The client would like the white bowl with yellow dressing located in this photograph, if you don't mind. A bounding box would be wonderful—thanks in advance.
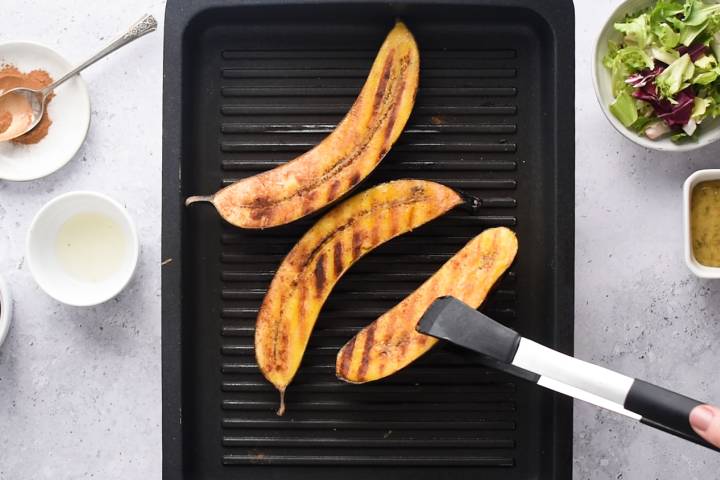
[26,191,139,306]
[684,170,720,279]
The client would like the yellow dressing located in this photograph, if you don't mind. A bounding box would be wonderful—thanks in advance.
[691,180,720,267]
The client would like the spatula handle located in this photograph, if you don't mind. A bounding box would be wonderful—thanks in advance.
[514,339,719,452]
[624,380,719,452]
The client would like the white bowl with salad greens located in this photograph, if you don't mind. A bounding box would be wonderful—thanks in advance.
[594,0,720,150]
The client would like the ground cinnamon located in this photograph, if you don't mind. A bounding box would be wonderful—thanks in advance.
[0,65,54,144]
[0,111,10,134]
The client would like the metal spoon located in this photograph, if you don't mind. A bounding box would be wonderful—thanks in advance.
[0,14,157,143]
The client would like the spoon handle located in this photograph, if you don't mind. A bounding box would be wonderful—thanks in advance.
[41,14,157,96]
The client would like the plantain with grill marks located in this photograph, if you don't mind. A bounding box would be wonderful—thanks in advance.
[336,227,518,384]
[186,22,420,229]
[255,180,463,414]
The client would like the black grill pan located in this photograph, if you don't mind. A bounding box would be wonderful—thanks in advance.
[162,1,575,478]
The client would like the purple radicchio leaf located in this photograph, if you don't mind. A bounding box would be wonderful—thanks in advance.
[677,44,709,62]
[633,82,695,127]
[658,87,695,127]
[626,65,665,88]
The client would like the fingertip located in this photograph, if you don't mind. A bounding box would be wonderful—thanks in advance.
[690,404,720,448]
[690,405,715,432]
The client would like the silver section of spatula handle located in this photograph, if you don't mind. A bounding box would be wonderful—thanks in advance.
[513,338,635,406]
[538,376,641,420]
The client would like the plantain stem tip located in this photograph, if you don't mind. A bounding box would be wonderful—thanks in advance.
[185,195,213,207]
[276,388,286,416]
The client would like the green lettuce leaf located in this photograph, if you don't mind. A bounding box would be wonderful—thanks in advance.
[649,1,684,48]
[683,0,700,17]
[675,0,720,45]
[712,32,720,59]
[610,90,639,127]
[692,53,719,85]
[650,0,684,25]
[694,69,719,84]
[654,22,681,47]
[699,83,720,117]
[652,46,680,64]
[671,130,697,142]
[615,14,653,48]
[680,22,709,46]
[630,115,655,133]
[637,99,655,117]
[605,44,654,96]
[656,53,695,97]
[683,1,720,26]
[603,40,620,69]
[694,53,717,69]
[693,96,712,121]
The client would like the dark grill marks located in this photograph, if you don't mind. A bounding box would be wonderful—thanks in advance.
[338,336,356,378]
[275,192,430,339]
[250,206,272,222]
[388,204,400,237]
[348,171,362,189]
[333,242,344,277]
[396,332,411,360]
[314,254,327,297]
[369,223,380,247]
[373,50,395,113]
[297,191,428,273]
[357,323,377,381]
[303,190,319,215]
[297,282,308,334]
[249,195,271,208]
[327,179,341,203]
[352,231,364,258]
[381,55,410,148]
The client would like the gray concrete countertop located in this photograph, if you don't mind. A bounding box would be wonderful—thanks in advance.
[0,0,718,478]
[575,2,719,478]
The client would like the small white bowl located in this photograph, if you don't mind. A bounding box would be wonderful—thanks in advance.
[0,41,91,181]
[684,169,720,279]
[593,0,720,152]
[0,274,12,348]
[27,191,139,306]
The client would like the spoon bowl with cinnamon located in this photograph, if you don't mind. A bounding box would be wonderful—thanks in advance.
[0,85,46,142]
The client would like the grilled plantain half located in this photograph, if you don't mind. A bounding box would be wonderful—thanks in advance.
[255,180,462,414]
[186,22,420,229]
[336,227,518,384]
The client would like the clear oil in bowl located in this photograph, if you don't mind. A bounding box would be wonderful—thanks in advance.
[55,212,128,283]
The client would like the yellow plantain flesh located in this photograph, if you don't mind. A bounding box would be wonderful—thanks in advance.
[336,227,518,384]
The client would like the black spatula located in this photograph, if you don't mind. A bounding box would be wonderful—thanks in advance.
[416,296,719,452]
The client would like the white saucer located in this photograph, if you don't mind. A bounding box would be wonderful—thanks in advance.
[0,42,90,181]
[0,274,12,348]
